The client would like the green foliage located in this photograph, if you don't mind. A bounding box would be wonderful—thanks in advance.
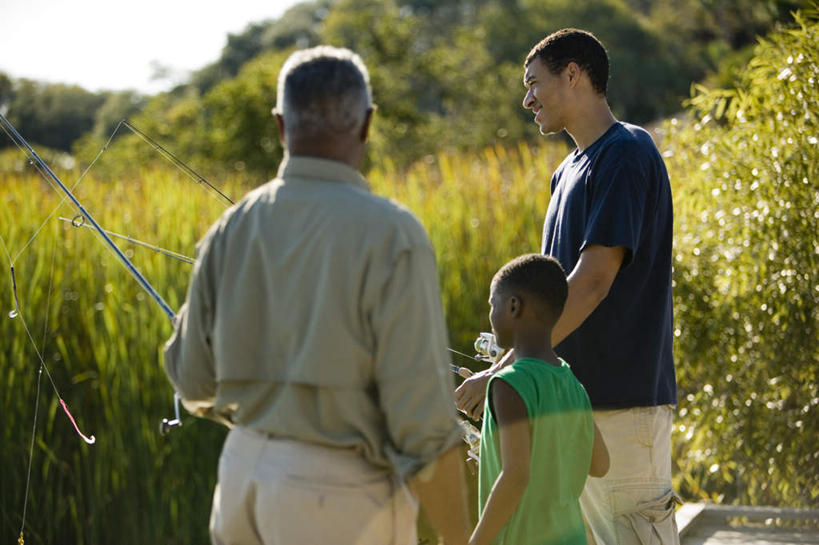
[198,50,289,176]
[190,0,331,94]
[0,72,12,112]
[0,136,564,543]
[88,91,148,140]
[663,7,818,505]
[370,141,566,351]
[3,0,808,169]
[322,0,526,164]
[72,51,288,182]
[2,5,818,544]
[3,81,105,152]
[0,164,239,544]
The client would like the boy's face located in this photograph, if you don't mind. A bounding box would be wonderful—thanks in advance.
[489,283,513,348]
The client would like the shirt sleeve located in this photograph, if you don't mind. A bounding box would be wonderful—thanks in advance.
[582,144,649,268]
[163,235,218,416]
[371,243,462,480]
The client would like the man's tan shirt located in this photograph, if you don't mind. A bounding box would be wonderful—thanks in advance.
[164,155,461,479]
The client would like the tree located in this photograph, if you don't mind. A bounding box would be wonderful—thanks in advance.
[190,0,330,94]
[6,81,104,151]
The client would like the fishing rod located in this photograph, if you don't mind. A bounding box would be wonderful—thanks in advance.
[447,332,504,378]
[121,120,234,207]
[0,113,185,436]
[58,215,196,265]
[447,332,506,464]
[6,110,500,439]
[0,113,176,321]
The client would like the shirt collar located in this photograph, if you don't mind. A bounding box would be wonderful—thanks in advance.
[277,154,370,191]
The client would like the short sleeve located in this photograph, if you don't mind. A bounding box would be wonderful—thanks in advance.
[582,145,649,268]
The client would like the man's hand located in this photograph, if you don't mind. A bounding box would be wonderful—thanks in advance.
[410,446,471,545]
[455,370,492,420]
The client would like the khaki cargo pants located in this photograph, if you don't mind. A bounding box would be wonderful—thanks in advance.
[210,427,418,545]
[581,405,682,545]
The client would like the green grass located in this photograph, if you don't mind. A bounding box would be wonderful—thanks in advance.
[2,112,816,541]
[0,140,565,543]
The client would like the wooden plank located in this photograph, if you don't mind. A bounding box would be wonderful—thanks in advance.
[701,505,819,522]
[678,503,819,545]
[678,503,707,536]
[683,527,819,544]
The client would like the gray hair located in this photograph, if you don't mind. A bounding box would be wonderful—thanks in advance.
[274,46,372,136]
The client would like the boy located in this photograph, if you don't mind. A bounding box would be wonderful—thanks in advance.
[470,254,609,545]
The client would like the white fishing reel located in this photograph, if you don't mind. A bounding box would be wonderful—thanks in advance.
[159,393,183,435]
[459,420,481,464]
[474,332,503,364]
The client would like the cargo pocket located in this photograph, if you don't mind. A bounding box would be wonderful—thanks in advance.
[613,489,682,545]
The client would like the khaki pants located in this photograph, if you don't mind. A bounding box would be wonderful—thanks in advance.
[581,405,681,545]
[210,427,418,545]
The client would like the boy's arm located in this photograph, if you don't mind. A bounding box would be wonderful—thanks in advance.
[588,421,610,477]
[469,379,530,545]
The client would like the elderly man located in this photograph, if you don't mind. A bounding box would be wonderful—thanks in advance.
[164,46,470,545]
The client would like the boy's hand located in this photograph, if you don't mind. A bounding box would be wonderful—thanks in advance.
[455,370,491,420]
[455,349,515,419]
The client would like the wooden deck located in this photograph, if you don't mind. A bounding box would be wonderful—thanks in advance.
[678,504,819,545]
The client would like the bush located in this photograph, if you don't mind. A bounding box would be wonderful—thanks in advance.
[663,7,818,506]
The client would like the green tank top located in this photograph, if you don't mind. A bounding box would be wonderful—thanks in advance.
[479,357,593,545]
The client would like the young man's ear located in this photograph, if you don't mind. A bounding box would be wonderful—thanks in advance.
[565,61,581,88]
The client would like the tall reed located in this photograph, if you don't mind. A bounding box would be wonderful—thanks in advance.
[1,139,565,543]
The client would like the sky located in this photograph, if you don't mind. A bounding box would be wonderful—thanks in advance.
[0,0,303,94]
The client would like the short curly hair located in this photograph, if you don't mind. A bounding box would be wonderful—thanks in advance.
[275,46,372,136]
[492,254,568,323]
[525,28,609,96]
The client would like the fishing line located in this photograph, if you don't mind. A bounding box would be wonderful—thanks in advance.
[18,364,42,545]
[0,113,176,320]
[0,117,231,267]
[447,346,481,362]
[17,236,59,545]
[1,114,222,445]
[447,347,482,378]
[121,120,234,206]
[1,236,96,444]
[0,120,122,265]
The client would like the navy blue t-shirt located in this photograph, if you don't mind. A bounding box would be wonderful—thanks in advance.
[542,122,676,409]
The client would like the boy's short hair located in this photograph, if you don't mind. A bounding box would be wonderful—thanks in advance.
[524,28,609,96]
[492,254,568,323]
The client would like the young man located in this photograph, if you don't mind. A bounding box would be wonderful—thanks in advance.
[164,46,470,545]
[471,254,608,545]
[457,29,680,544]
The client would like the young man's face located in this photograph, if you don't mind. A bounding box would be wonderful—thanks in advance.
[522,58,569,135]
[488,284,513,349]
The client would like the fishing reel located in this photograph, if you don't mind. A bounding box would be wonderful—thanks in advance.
[159,393,183,435]
[449,332,504,378]
[474,332,503,364]
[459,419,481,465]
